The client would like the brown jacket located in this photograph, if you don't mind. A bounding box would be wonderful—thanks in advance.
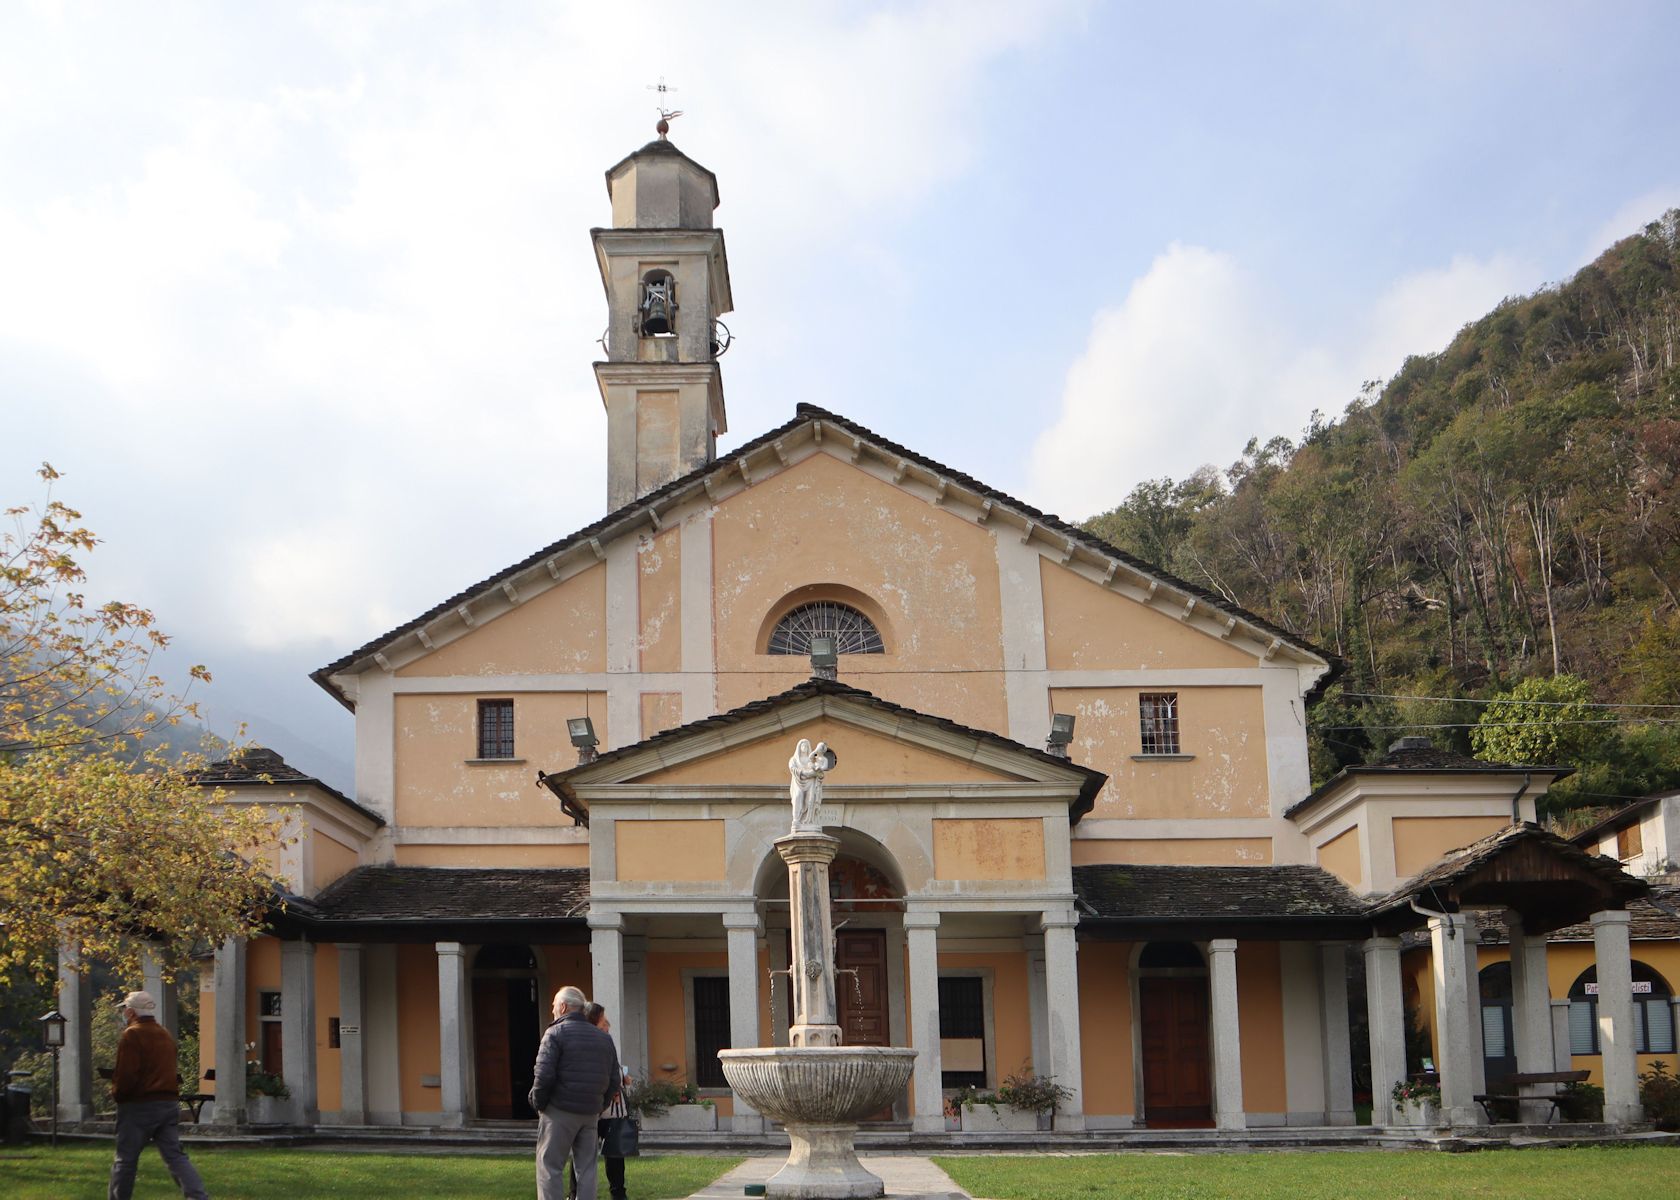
[112,1018,180,1104]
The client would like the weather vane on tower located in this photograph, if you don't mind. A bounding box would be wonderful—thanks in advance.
[647,76,682,139]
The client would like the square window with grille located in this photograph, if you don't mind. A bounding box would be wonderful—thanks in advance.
[691,976,731,1089]
[477,699,515,759]
[1139,692,1180,755]
[939,975,987,1088]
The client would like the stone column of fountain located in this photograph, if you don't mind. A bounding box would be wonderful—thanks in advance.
[718,739,917,1199]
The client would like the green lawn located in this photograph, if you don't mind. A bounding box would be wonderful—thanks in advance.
[934,1147,1680,1200]
[0,1145,741,1199]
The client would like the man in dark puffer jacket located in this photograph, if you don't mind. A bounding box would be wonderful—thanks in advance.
[530,985,621,1200]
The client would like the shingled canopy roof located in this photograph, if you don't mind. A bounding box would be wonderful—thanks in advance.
[1475,885,1680,944]
[267,866,591,943]
[1285,739,1570,819]
[192,746,383,827]
[314,404,1338,709]
[1368,822,1649,936]
[1072,863,1370,939]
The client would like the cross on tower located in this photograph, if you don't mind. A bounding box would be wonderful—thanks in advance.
[647,76,683,138]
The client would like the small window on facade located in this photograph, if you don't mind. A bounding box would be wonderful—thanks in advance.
[477,699,515,759]
[1617,822,1643,862]
[1567,962,1676,1055]
[691,976,731,1089]
[767,601,885,656]
[1139,693,1180,755]
[939,976,987,1088]
[328,1017,341,1049]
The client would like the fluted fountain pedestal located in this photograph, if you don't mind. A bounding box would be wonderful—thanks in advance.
[718,1047,916,1198]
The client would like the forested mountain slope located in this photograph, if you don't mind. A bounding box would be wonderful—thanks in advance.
[1084,213,1680,815]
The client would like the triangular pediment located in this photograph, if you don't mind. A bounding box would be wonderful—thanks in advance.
[314,405,1334,707]
[540,680,1106,815]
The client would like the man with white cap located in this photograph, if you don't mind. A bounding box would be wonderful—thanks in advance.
[109,989,209,1200]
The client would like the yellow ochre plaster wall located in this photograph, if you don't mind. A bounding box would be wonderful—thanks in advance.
[312,832,360,892]
[616,819,727,882]
[1040,559,1255,670]
[932,819,1046,880]
[1316,826,1363,890]
[1076,941,1135,1116]
[635,716,1020,788]
[939,952,1035,1079]
[640,692,683,738]
[393,843,589,868]
[644,950,735,1114]
[1238,942,1288,1114]
[1071,837,1272,866]
[397,943,442,1114]
[314,943,341,1115]
[1049,686,1269,820]
[1391,816,1507,880]
[638,528,682,673]
[710,452,1007,732]
[393,691,604,827]
[395,562,606,677]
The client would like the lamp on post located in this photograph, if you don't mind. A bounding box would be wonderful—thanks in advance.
[38,1010,66,1148]
[567,716,599,765]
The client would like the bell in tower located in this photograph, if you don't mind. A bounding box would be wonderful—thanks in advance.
[639,270,676,337]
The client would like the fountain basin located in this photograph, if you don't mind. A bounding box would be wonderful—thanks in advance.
[719,1047,916,1198]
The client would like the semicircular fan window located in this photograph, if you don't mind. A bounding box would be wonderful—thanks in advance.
[767,601,885,656]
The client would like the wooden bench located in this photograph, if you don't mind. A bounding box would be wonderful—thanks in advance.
[1475,1070,1591,1123]
[181,1070,217,1124]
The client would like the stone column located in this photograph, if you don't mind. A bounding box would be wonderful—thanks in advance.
[335,943,367,1125]
[1591,910,1644,1124]
[1459,912,1486,1100]
[904,910,944,1133]
[1319,943,1356,1125]
[885,922,910,1121]
[724,912,764,1133]
[1025,936,1049,1078]
[1363,936,1406,1128]
[436,942,470,1127]
[141,947,181,1035]
[1429,914,1480,1125]
[589,912,626,1051]
[1550,999,1574,1072]
[1208,938,1245,1131]
[778,832,842,1045]
[280,941,319,1125]
[1042,915,1086,1131]
[622,935,649,1081]
[56,945,94,1122]
[212,937,247,1125]
[1506,913,1554,1122]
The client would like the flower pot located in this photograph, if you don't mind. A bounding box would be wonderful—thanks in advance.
[1394,1098,1441,1128]
[245,1094,286,1125]
[960,1105,1043,1133]
[639,1103,717,1132]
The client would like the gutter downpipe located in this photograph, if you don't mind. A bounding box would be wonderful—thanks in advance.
[1410,897,1457,940]
[1510,772,1532,826]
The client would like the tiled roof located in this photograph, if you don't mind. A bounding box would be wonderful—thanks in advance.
[1568,792,1677,847]
[1476,885,1680,944]
[1073,863,1366,921]
[310,867,590,923]
[543,677,1109,821]
[191,747,383,827]
[1285,747,1568,818]
[313,404,1338,708]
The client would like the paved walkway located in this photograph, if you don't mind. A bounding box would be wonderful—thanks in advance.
[687,1153,969,1199]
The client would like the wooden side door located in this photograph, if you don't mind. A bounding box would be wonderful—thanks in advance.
[1139,977,1213,1126]
[473,977,513,1119]
[835,928,895,1120]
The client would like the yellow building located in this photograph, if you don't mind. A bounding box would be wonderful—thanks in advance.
[55,134,1665,1138]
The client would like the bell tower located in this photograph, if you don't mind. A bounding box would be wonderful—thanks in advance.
[593,134,733,510]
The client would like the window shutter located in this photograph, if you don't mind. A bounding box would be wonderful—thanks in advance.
[1644,997,1676,1055]
[1568,999,1597,1055]
[1481,1004,1508,1057]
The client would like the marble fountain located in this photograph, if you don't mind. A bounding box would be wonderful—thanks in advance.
[717,738,917,1199]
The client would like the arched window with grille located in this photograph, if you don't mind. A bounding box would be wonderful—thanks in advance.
[766,601,885,656]
[1567,961,1676,1055]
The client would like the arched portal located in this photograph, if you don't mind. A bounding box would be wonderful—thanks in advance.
[473,943,540,1120]
[1135,941,1213,1128]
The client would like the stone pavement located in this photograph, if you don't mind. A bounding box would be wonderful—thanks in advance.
[686,1153,970,1199]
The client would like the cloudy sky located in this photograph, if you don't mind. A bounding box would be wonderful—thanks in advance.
[4,1,1677,786]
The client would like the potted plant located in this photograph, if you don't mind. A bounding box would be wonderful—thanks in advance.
[958,1073,1069,1132]
[629,1077,717,1132]
[1391,1078,1441,1128]
[1556,1080,1604,1123]
[244,1064,290,1125]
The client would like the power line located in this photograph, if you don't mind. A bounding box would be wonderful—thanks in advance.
[1337,690,1680,712]
[1311,717,1680,731]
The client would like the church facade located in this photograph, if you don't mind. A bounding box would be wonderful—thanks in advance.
[57,135,1666,1137]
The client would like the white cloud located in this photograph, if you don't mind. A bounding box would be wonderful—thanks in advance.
[1584,186,1680,260]
[1029,246,1536,520]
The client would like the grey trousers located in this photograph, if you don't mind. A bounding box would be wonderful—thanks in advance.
[537,1105,600,1200]
[109,1100,209,1200]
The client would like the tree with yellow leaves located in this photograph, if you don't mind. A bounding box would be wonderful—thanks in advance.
[1,465,277,982]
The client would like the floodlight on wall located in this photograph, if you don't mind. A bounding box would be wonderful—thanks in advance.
[568,716,599,765]
[810,636,838,681]
[1046,713,1076,758]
